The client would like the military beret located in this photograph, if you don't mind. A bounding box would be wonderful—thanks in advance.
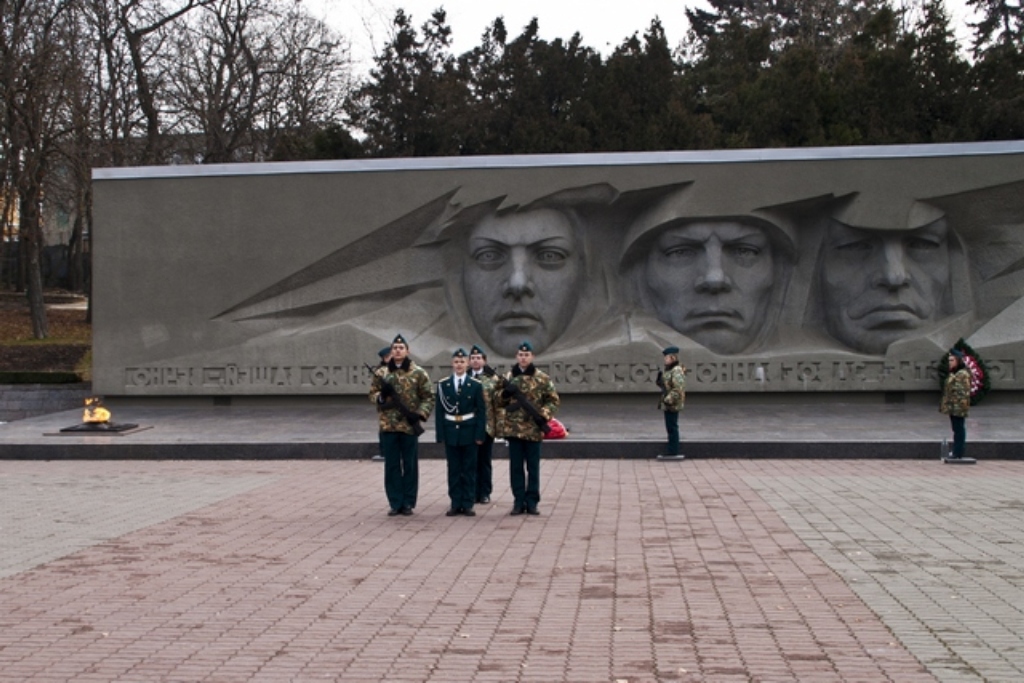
[470,344,487,358]
[392,333,408,346]
[518,341,533,353]
[662,346,680,355]
[378,347,391,359]
[452,347,467,358]
[950,349,964,360]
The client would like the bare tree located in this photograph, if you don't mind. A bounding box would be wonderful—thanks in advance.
[1,0,80,337]
[163,0,351,163]
[104,0,213,163]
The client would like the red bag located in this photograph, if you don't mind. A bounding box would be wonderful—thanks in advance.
[544,418,568,440]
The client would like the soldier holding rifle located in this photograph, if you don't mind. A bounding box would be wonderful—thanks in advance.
[368,334,434,516]
[656,345,686,460]
[498,341,560,516]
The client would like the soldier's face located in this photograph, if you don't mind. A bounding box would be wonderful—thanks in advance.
[464,209,583,357]
[391,343,408,362]
[468,353,485,371]
[451,356,468,374]
[516,349,534,369]
[821,220,950,354]
[645,222,774,354]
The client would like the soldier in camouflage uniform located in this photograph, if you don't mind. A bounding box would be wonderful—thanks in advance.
[498,341,560,516]
[468,344,499,504]
[369,334,435,516]
[939,350,972,459]
[657,345,687,460]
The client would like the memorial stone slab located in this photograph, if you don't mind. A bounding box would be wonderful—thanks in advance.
[92,142,1024,395]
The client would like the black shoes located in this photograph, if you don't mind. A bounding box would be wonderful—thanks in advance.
[477,496,490,504]
[463,509,476,517]
[526,506,540,516]
[448,507,477,516]
[388,508,400,516]
[510,506,525,516]
[399,507,413,516]
[446,508,460,516]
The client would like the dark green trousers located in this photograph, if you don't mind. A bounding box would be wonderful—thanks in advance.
[381,431,418,511]
[508,437,541,509]
[663,410,680,455]
[445,443,477,510]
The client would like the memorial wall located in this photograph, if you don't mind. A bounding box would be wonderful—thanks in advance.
[92,142,1024,395]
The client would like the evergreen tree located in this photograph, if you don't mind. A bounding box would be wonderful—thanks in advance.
[346,9,467,157]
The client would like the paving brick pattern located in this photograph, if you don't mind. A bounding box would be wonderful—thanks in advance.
[749,471,1024,683]
[1,459,1020,681]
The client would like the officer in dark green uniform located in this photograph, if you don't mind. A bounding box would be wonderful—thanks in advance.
[436,348,487,516]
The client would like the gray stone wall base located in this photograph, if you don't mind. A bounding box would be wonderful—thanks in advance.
[0,384,92,423]
[2,440,1021,460]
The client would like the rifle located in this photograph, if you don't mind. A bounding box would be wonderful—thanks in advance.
[655,370,667,400]
[498,370,551,435]
[365,363,426,436]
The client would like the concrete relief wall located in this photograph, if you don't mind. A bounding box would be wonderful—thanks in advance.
[91,143,1024,395]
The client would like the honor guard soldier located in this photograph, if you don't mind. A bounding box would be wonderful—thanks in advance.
[436,348,487,516]
[656,345,686,461]
[369,334,434,516]
[940,348,974,463]
[468,344,499,504]
[498,341,560,516]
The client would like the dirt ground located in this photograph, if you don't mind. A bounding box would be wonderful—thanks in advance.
[0,291,90,372]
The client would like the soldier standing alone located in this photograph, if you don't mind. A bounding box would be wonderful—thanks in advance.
[940,349,972,460]
[498,341,560,516]
[657,345,686,461]
[436,348,487,516]
[369,334,434,516]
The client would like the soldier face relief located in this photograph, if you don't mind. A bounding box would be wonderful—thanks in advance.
[644,221,775,354]
[820,219,951,354]
[464,209,583,357]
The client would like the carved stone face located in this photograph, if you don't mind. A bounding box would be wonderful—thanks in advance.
[464,209,583,357]
[820,219,951,354]
[644,221,775,354]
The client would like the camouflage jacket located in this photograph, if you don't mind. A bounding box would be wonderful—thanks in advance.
[497,364,559,442]
[471,370,501,438]
[368,358,435,434]
[658,363,686,413]
[939,368,971,417]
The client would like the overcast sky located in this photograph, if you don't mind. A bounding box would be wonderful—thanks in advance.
[307,0,980,74]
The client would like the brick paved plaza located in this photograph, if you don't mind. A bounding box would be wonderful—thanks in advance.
[2,458,1022,682]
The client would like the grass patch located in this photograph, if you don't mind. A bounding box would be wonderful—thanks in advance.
[0,291,91,381]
